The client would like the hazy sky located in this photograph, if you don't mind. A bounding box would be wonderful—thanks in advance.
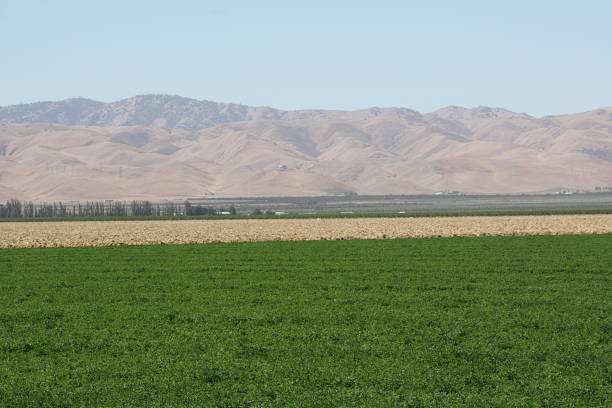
[1,0,610,116]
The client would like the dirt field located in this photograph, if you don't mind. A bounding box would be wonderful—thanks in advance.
[0,214,610,249]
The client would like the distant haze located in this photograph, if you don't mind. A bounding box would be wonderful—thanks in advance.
[0,95,610,201]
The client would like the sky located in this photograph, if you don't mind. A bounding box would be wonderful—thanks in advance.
[1,0,611,116]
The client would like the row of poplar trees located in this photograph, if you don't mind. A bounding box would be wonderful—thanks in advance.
[0,199,236,218]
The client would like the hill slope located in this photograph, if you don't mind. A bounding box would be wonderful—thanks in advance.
[0,100,610,200]
[0,95,413,131]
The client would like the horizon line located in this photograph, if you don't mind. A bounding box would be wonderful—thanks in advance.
[1,94,610,119]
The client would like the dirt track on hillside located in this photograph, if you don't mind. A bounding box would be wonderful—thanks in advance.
[1,215,610,249]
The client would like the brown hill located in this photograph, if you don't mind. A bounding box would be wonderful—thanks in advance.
[0,104,610,201]
[0,95,412,131]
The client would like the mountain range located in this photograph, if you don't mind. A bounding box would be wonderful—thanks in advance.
[0,95,610,201]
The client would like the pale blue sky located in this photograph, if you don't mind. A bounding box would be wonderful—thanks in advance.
[1,0,610,116]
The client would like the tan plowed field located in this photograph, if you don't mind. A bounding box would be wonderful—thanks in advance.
[1,215,611,249]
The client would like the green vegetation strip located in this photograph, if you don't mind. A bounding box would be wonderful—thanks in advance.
[1,207,611,222]
[1,235,610,407]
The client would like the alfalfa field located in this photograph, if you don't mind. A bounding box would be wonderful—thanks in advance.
[0,234,610,407]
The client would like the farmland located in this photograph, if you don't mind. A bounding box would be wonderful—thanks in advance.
[1,207,611,223]
[1,214,611,248]
[187,192,612,215]
[2,192,612,222]
[1,234,610,407]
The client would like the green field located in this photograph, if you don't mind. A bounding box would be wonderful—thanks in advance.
[1,235,610,407]
[189,192,612,215]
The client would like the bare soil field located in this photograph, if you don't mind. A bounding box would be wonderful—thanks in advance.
[0,214,611,249]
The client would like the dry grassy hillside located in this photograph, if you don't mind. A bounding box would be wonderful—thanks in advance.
[0,95,380,131]
[0,104,610,201]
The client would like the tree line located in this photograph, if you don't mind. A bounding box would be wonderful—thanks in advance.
[0,199,237,218]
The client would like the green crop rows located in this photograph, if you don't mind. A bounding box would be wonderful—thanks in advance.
[1,235,610,407]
